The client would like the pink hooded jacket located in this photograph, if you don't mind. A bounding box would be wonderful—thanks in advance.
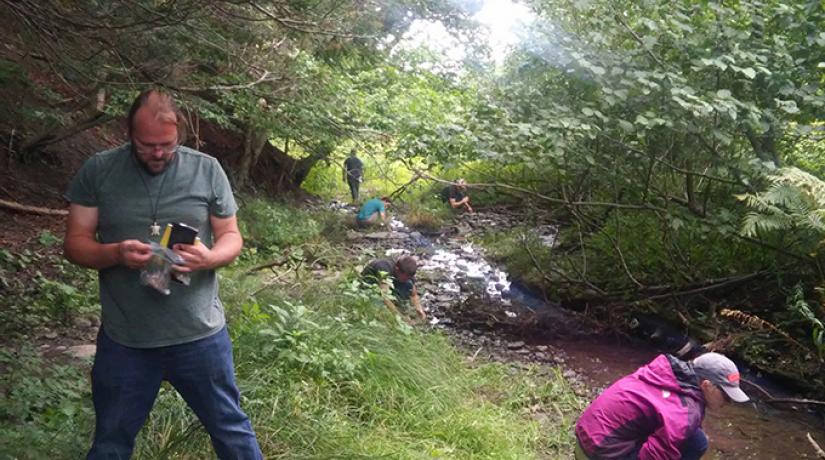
[575,354,706,459]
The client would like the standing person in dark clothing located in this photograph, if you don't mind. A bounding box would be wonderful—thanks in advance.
[343,149,364,202]
[63,89,262,458]
[361,255,426,321]
[574,352,749,460]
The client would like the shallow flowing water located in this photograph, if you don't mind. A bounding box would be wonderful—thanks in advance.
[343,204,825,459]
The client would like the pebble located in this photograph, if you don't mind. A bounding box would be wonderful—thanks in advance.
[364,231,408,240]
[65,344,96,359]
[507,341,526,349]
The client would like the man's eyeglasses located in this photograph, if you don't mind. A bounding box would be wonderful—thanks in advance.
[134,142,178,155]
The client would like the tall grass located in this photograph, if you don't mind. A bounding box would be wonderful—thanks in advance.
[0,200,586,459]
[132,274,585,458]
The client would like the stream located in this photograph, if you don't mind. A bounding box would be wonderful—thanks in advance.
[337,203,825,459]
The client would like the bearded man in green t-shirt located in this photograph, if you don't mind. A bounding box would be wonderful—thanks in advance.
[63,89,262,459]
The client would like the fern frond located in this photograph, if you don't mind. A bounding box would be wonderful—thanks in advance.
[720,308,810,352]
[740,211,794,236]
[805,211,825,232]
[762,183,806,209]
[739,167,825,239]
[775,168,825,208]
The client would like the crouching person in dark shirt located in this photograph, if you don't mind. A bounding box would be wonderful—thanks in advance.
[574,352,749,460]
[441,179,473,213]
[361,255,426,321]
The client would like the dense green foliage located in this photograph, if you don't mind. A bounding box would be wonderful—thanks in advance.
[0,234,98,340]
[396,0,825,381]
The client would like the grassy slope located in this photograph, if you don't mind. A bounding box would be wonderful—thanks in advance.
[0,199,585,459]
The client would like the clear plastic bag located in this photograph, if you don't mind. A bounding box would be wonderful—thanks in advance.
[140,242,188,295]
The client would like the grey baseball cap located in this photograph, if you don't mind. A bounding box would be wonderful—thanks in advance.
[692,352,749,403]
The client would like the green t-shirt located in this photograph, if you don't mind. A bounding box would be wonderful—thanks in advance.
[64,144,238,348]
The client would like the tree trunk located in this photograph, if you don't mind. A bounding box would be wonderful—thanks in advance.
[236,125,269,189]
[20,112,114,156]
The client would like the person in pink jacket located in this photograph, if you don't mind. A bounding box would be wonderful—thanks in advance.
[574,352,749,459]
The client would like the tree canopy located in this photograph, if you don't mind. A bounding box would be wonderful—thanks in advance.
[2,0,825,386]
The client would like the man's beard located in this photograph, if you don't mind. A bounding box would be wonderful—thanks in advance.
[132,145,173,175]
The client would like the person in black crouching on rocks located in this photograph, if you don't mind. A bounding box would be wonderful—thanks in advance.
[440,178,473,213]
[361,255,426,321]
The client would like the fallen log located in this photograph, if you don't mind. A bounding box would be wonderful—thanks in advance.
[0,199,68,216]
[741,378,825,408]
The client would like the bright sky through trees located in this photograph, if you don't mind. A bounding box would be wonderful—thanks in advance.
[394,0,534,68]
[474,0,534,63]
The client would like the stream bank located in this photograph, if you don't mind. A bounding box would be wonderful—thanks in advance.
[340,203,825,460]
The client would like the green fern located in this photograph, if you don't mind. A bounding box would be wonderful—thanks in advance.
[787,285,825,361]
[738,167,825,237]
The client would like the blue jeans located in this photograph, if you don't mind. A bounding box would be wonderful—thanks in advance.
[576,428,707,460]
[679,428,708,460]
[88,327,262,459]
[632,428,708,460]
[347,176,360,201]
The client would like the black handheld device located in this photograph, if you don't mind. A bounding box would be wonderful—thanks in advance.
[161,222,199,248]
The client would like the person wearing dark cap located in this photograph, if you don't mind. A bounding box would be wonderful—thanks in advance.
[574,352,749,460]
[361,255,426,321]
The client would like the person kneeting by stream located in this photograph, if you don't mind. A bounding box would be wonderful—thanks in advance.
[361,255,426,322]
[63,89,262,459]
[441,178,473,213]
[574,352,749,460]
[356,196,391,228]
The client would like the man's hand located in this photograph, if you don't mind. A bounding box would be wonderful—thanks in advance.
[117,240,154,269]
[172,242,214,273]
[411,288,426,321]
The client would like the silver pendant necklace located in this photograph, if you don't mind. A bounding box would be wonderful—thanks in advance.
[133,152,170,238]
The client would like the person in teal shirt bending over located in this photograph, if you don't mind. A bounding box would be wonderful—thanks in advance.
[357,196,391,227]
